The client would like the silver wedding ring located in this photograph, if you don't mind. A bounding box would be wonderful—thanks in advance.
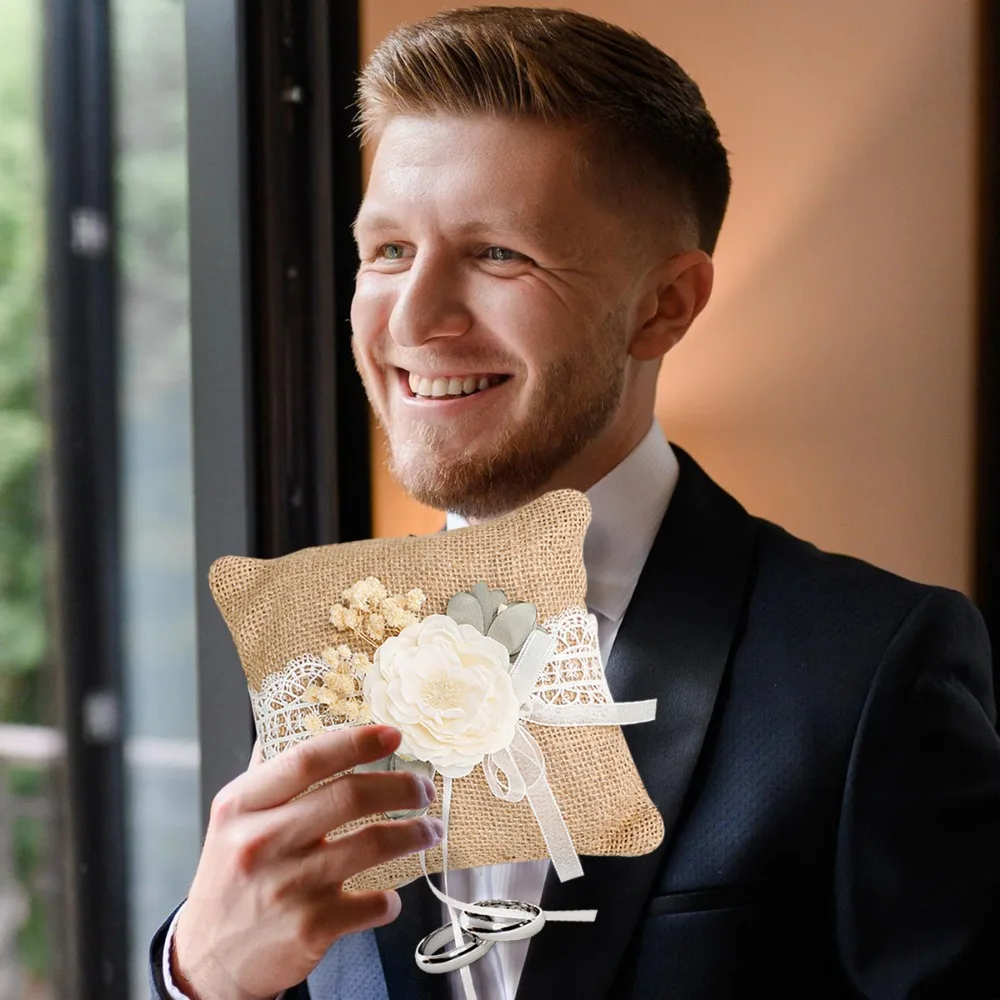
[458,899,546,942]
[415,924,495,974]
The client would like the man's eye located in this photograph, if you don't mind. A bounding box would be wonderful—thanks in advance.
[375,243,407,261]
[483,246,522,263]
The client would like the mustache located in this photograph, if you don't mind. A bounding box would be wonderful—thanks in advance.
[378,350,522,374]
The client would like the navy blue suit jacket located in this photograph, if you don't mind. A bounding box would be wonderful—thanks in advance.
[151,448,1000,998]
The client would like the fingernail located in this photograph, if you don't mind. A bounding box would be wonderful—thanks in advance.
[377,727,400,751]
[419,776,437,804]
[424,817,445,843]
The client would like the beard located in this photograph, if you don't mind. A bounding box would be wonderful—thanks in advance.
[359,314,628,521]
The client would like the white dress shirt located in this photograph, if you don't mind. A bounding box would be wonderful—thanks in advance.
[165,420,678,1000]
[443,421,679,1000]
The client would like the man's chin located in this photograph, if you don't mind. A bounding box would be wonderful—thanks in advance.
[387,451,526,520]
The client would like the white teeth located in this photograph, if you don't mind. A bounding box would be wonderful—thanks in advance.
[407,372,505,398]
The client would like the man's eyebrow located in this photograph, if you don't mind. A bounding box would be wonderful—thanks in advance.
[352,210,556,249]
[352,212,396,243]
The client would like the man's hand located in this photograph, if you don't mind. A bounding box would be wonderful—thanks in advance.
[171,725,441,1000]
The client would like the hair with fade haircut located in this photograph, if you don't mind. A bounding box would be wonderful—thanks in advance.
[356,5,731,254]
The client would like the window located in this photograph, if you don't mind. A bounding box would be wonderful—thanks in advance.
[113,0,200,991]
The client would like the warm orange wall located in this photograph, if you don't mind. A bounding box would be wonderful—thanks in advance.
[361,1,977,594]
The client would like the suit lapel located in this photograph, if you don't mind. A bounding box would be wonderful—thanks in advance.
[374,875,449,1000]
[515,448,756,999]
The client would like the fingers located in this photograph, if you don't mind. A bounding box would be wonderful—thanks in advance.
[324,890,402,938]
[231,727,403,812]
[280,770,437,849]
[322,816,445,884]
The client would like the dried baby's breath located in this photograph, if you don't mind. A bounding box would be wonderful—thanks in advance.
[368,612,386,641]
[329,577,427,650]
[320,578,432,732]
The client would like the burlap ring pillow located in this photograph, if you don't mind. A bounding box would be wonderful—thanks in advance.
[209,489,664,892]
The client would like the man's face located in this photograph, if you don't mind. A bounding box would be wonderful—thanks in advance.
[351,115,639,520]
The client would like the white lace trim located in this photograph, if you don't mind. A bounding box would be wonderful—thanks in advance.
[533,608,612,707]
[249,607,609,760]
[250,654,360,761]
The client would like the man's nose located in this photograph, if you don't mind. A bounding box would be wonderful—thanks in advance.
[387,258,471,347]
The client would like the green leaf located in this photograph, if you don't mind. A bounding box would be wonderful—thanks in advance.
[447,592,485,633]
[487,602,537,656]
[470,581,497,630]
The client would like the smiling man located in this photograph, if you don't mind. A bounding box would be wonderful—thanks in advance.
[349,108,704,523]
[151,7,1000,1000]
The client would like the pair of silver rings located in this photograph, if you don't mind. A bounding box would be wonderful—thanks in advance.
[414,899,546,974]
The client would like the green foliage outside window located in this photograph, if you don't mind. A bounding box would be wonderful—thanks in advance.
[0,2,54,986]
[0,2,46,728]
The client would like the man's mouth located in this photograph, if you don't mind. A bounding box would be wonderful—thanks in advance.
[402,369,510,400]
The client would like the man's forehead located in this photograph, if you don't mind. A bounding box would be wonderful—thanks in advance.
[356,118,605,247]
[367,115,584,196]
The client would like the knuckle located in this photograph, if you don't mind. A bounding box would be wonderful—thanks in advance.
[322,776,358,821]
[405,772,429,805]
[232,829,269,875]
[365,820,408,860]
[359,822,390,861]
[283,743,318,785]
[209,784,240,825]
[348,725,372,762]
[220,819,271,875]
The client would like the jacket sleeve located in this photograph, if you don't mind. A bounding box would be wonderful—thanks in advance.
[836,588,1000,998]
[149,904,184,1000]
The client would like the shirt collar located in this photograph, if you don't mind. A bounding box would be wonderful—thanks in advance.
[446,421,679,625]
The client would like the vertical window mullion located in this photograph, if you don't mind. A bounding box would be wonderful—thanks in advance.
[44,0,129,995]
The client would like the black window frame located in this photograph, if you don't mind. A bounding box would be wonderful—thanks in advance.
[976,0,1000,671]
[45,0,129,995]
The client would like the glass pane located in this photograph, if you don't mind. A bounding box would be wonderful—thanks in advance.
[112,0,200,993]
[0,3,65,998]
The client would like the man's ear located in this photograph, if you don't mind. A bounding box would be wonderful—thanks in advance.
[628,251,714,362]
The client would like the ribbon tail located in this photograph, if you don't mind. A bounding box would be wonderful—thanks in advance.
[433,776,480,1000]
[525,698,658,727]
[525,772,584,882]
[506,726,584,883]
[459,964,477,999]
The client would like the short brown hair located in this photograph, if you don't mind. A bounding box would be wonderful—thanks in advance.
[357,6,731,254]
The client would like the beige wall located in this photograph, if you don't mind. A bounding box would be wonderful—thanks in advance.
[361,1,977,594]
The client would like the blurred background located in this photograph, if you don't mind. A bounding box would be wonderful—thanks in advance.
[0,1,996,998]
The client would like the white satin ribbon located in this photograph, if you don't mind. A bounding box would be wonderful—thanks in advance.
[416,624,657,998]
[524,698,658,727]
[482,629,656,882]
[420,774,598,1000]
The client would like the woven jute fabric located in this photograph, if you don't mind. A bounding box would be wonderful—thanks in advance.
[209,489,664,892]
